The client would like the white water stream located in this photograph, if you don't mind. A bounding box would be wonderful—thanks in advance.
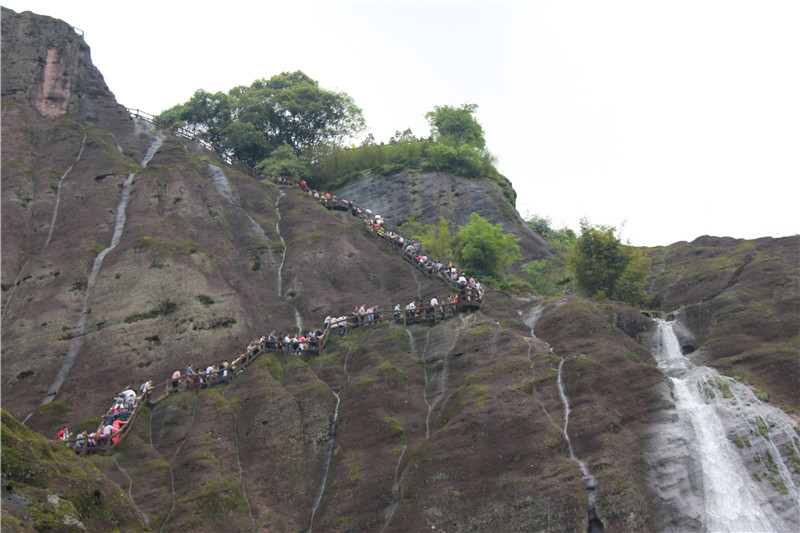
[208,164,274,260]
[2,130,88,333]
[521,303,601,526]
[274,191,287,297]
[41,121,164,406]
[43,129,87,250]
[307,389,341,533]
[208,165,302,333]
[649,319,799,532]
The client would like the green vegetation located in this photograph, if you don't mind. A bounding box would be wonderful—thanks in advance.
[456,213,521,278]
[567,219,650,307]
[133,236,208,256]
[384,416,405,439]
[1,409,146,531]
[196,294,215,306]
[124,298,179,323]
[521,214,576,296]
[158,70,365,168]
[347,458,364,485]
[399,213,520,280]
[159,74,512,201]
[399,217,457,265]
[310,103,512,201]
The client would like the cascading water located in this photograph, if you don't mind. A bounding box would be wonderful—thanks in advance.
[522,303,603,531]
[2,130,88,333]
[208,164,274,259]
[419,328,435,439]
[648,318,799,532]
[275,191,287,297]
[44,129,87,250]
[208,165,303,333]
[272,190,303,333]
[307,389,341,533]
[41,121,164,406]
[409,264,422,300]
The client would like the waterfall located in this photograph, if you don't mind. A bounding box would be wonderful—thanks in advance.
[648,319,799,532]
[207,165,273,253]
[307,389,340,533]
[2,130,88,334]
[41,121,164,406]
[420,328,434,439]
[523,302,603,530]
[556,359,596,485]
[294,307,303,335]
[275,191,287,297]
[43,129,87,250]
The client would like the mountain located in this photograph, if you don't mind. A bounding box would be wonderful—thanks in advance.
[2,7,798,532]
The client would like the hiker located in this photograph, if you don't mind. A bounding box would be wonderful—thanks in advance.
[171,370,181,391]
[56,426,70,443]
[121,387,137,409]
[74,431,87,452]
[139,380,153,401]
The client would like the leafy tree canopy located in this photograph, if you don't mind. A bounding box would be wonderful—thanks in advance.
[456,213,521,278]
[567,219,650,306]
[256,145,310,180]
[426,103,486,150]
[399,217,457,265]
[158,70,365,167]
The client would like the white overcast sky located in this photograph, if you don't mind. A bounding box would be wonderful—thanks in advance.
[4,0,798,247]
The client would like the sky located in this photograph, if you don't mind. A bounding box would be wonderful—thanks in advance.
[4,0,798,246]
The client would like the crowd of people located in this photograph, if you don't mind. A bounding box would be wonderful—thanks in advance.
[57,382,152,454]
[325,304,383,335]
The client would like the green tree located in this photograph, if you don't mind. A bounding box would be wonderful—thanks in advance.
[455,213,521,278]
[567,219,650,305]
[426,103,486,149]
[400,217,457,264]
[157,71,365,166]
[613,247,651,307]
[522,214,576,296]
[159,89,233,150]
[256,145,310,179]
[262,71,365,151]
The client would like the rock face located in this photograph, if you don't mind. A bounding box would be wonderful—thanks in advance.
[1,7,131,134]
[1,409,147,532]
[646,235,800,411]
[2,8,798,532]
[335,171,554,264]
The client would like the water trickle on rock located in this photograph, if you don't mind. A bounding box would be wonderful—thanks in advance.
[42,120,164,406]
[307,389,340,533]
[275,191,287,297]
[523,302,603,532]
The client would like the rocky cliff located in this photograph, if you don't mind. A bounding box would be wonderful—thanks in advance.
[2,7,798,533]
[335,171,553,265]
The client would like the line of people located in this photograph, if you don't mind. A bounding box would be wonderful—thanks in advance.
[265,327,326,351]
[325,304,383,335]
[57,382,151,455]
[365,216,484,307]
[297,177,486,308]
